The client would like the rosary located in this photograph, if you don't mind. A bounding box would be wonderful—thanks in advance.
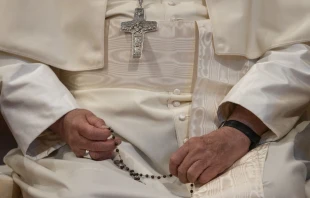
[109,126,195,197]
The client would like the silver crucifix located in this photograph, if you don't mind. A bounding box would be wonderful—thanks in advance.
[121,7,158,58]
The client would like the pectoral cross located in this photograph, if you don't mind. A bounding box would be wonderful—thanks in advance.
[121,7,158,58]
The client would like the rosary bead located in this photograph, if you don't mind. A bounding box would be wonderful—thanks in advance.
[145,174,149,178]
[151,176,155,179]
[134,176,140,181]
[157,176,161,179]
[120,160,123,163]
[116,149,119,153]
[190,190,194,193]
[130,170,134,173]
[140,174,143,177]
[169,174,173,177]
[114,160,120,165]
[163,175,166,178]
[126,167,130,171]
[190,184,194,187]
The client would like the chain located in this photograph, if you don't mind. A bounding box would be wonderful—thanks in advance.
[109,127,194,197]
[138,0,143,8]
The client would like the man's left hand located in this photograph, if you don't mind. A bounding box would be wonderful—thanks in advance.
[169,127,251,184]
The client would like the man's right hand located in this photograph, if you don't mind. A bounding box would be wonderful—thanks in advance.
[50,109,121,161]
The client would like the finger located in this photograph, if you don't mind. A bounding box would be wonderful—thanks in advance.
[114,137,122,146]
[89,151,114,161]
[169,143,189,177]
[79,124,112,141]
[197,166,220,185]
[73,148,86,158]
[80,138,119,152]
[177,155,200,183]
[187,160,206,183]
[85,114,107,128]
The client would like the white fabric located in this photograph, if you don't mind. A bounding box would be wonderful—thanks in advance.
[194,144,269,198]
[205,0,310,58]
[0,0,108,71]
[60,20,196,173]
[0,0,309,71]
[190,20,256,137]
[262,121,310,198]
[218,44,310,142]
[0,52,79,159]
[0,1,309,198]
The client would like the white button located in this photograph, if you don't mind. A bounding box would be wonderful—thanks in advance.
[173,89,181,95]
[168,1,176,6]
[183,138,189,143]
[173,101,181,107]
[179,114,186,121]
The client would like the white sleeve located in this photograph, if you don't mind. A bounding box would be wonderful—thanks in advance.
[218,44,310,141]
[0,52,79,160]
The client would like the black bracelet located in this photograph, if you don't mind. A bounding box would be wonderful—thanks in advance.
[220,120,261,150]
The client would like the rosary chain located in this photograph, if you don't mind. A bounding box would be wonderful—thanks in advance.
[109,127,194,197]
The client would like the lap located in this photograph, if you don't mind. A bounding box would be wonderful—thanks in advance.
[4,143,184,198]
[4,127,309,198]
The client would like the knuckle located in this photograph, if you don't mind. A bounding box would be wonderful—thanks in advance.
[188,137,197,144]
[71,119,80,128]
[170,154,179,164]
[187,172,196,183]
[195,143,205,151]
[177,166,186,175]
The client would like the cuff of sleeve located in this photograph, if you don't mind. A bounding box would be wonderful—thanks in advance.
[217,99,295,143]
[24,93,79,160]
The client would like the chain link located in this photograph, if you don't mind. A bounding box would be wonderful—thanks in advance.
[138,0,143,8]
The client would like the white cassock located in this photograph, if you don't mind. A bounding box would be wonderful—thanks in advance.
[0,0,310,198]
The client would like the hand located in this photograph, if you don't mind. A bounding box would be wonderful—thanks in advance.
[50,109,121,160]
[169,127,250,184]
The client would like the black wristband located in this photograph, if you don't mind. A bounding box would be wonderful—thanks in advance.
[220,120,261,150]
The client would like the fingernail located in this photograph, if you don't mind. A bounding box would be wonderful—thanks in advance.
[101,125,109,129]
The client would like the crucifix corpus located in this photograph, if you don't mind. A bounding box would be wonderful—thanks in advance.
[121,1,158,59]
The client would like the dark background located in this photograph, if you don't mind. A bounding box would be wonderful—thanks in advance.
[0,114,17,165]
